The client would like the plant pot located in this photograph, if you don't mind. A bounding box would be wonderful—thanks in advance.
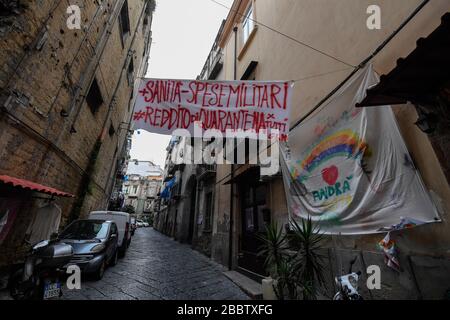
[262,277,277,300]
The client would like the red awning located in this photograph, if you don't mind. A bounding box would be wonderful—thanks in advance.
[0,175,74,198]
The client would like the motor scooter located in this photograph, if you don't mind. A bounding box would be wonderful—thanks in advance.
[333,256,363,300]
[8,239,73,300]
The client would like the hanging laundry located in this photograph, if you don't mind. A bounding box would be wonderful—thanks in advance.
[26,202,62,245]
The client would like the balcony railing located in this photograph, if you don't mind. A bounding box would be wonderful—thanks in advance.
[198,49,223,81]
[198,20,226,80]
[196,164,217,180]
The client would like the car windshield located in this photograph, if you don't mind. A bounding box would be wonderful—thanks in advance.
[60,221,109,240]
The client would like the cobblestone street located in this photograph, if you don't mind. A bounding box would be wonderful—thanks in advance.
[62,228,249,300]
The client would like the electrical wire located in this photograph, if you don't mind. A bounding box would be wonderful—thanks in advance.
[213,0,431,186]
[290,67,354,83]
[210,0,429,129]
[289,0,430,131]
[209,0,357,68]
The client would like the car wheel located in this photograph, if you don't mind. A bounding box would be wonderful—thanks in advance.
[94,260,106,280]
[110,250,118,266]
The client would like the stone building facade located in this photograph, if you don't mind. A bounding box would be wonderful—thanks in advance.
[0,0,155,269]
[155,133,218,258]
[123,161,163,216]
[206,0,450,299]
[156,136,196,243]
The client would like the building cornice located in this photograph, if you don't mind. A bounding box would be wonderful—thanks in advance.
[218,0,250,48]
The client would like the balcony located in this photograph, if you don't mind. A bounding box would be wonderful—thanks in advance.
[168,163,185,175]
[196,164,217,181]
[171,182,182,200]
[198,20,225,81]
[198,49,223,81]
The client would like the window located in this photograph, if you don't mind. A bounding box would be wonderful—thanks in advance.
[204,192,213,231]
[119,0,130,43]
[128,91,134,111]
[110,223,118,236]
[133,185,138,194]
[241,184,269,234]
[86,78,103,114]
[242,4,254,44]
[143,32,151,57]
[109,123,116,137]
[127,57,134,86]
[60,220,109,240]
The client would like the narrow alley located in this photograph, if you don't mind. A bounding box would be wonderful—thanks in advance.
[1,0,450,306]
[62,228,249,300]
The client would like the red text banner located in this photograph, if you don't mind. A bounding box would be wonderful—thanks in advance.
[132,79,292,139]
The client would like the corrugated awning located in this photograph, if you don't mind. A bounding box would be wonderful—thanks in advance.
[357,12,450,108]
[0,175,74,198]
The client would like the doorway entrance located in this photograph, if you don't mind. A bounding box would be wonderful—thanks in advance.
[238,179,271,280]
[187,179,197,244]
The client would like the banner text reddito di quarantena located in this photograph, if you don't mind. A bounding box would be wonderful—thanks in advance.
[132,79,293,140]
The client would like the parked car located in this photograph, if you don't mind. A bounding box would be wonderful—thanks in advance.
[142,222,150,228]
[136,220,144,228]
[58,220,119,280]
[130,217,137,236]
[89,211,131,256]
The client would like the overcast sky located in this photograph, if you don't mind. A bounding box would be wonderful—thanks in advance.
[129,0,233,168]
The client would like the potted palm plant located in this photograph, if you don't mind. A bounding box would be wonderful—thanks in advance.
[258,217,327,300]
[288,217,327,300]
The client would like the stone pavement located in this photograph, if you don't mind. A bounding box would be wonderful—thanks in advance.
[62,228,250,300]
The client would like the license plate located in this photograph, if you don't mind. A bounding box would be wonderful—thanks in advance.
[44,282,61,300]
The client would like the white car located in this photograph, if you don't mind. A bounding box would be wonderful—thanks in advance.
[136,220,144,228]
[88,211,132,257]
[142,222,150,227]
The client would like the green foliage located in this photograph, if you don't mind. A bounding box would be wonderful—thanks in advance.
[123,205,135,214]
[257,222,289,300]
[288,217,327,300]
[257,222,288,275]
[150,0,156,12]
[146,0,156,13]
[258,217,327,300]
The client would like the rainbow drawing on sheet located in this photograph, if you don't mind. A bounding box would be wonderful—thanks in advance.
[290,129,368,182]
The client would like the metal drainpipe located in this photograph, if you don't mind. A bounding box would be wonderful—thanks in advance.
[228,26,238,270]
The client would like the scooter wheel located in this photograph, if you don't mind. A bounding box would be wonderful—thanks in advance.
[9,277,34,300]
[333,292,345,300]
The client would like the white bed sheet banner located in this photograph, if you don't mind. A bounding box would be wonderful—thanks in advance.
[281,65,440,234]
[132,79,292,139]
